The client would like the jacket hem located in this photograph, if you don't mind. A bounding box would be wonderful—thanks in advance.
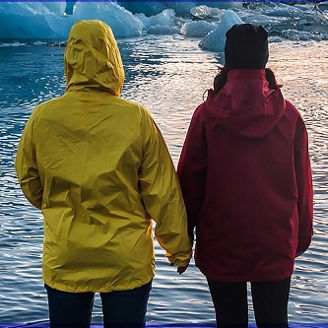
[196,264,294,283]
[43,274,154,293]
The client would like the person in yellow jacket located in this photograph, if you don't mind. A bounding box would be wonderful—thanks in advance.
[15,20,191,327]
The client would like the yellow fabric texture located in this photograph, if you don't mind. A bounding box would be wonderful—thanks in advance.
[15,20,191,293]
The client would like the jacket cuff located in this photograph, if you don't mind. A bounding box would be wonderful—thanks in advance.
[167,251,192,267]
[169,258,190,267]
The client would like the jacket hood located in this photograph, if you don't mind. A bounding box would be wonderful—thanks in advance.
[65,20,124,96]
[205,70,286,138]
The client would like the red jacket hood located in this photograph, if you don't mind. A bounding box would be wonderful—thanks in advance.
[205,69,286,138]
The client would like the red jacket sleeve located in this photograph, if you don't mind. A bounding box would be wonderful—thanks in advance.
[177,105,207,238]
[294,116,313,257]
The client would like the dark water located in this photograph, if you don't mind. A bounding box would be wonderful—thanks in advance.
[0,36,327,325]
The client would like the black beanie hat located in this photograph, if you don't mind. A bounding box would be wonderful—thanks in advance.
[224,24,269,69]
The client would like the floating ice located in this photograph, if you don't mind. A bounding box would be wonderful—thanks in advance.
[42,2,66,16]
[73,2,143,38]
[0,2,69,41]
[318,1,328,10]
[163,2,195,16]
[264,3,307,17]
[268,36,283,43]
[196,2,243,10]
[119,1,240,18]
[0,1,327,44]
[234,2,328,42]
[199,10,243,52]
[118,1,167,17]
[136,9,175,29]
[136,9,176,35]
[190,5,224,21]
[0,2,143,41]
[181,21,217,38]
[236,12,282,26]
[281,29,326,41]
[0,41,26,47]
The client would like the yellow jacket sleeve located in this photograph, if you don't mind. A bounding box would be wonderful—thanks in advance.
[15,109,42,209]
[138,107,192,267]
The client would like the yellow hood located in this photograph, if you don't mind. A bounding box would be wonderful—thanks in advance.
[65,20,124,96]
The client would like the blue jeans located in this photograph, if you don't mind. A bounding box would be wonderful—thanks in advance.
[45,280,152,328]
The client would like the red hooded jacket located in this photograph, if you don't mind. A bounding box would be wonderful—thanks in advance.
[177,69,313,282]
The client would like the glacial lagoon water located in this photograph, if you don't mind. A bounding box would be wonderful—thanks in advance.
[0,35,328,325]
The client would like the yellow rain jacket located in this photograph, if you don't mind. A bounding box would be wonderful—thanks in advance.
[15,20,191,293]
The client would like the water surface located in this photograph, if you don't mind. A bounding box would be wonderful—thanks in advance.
[0,36,327,324]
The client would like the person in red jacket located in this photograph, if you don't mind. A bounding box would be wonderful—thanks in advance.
[177,24,313,327]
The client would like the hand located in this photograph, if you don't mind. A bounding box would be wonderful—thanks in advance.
[170,262,188,275]
[177,265,188,275]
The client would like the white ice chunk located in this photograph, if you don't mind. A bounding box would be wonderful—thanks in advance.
[0,41,26,47]
[163,2,195,16]
[199,10,243,52]
[190,5,224,21]
[196,2,243,10]
[0,1,143,41]
[42,2,66,16]
[281,29,326,41]
[236,11,281,26]
[134,13,148,28]
[318,1,328,10]
[136,9,175,29]
[268,36,283,43]
[0,2,69,41]
[136,9,176,35]
[73,2,143,38]
[120,1,231,17]
[119,1,167,17]
[264,3,305,17]
[181,21,217,38]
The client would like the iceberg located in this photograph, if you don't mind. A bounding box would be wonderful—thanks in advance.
[118,1,167,17]
[0,0,327,44]
[0,1,143,41]
[0,2,69,41]
[199,10,243,52]
[136,9,177,35]
[281,28,326,41]
[264,3,307,17]
[118,1,241,18]
[318,1,328,10]
[236,11,282,27]
[161,2,195,16]
[136,9,175,30]
[190,5,224,21]
[196,1,243,10]
[73,2,143,38]
[181,21,217,38]
[42,2,66,16]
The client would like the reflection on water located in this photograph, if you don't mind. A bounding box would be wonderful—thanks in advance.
[0,36,327,324]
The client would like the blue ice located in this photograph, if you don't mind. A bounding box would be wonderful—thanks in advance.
[199,10,243,52]
[0,1,246,42]
[181,21,217,38]
[136,9,177,35]
[0,2,143,41]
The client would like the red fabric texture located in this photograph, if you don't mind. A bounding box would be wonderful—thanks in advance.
[177,69,313,282]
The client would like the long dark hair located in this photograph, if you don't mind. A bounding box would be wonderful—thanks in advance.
[213,67,282,94]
